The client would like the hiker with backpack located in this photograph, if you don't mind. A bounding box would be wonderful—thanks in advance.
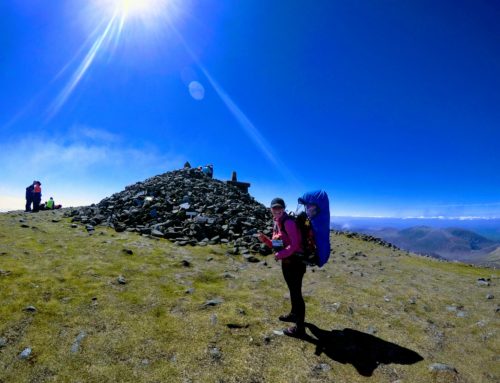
[32,181,42,212]
[25,181,36,212]
[258,191,331,338]
[258,197,307,337]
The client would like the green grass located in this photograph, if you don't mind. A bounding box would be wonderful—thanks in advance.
[0,210,499,382]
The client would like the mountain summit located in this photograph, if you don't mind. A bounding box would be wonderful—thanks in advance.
[67,168,272,252]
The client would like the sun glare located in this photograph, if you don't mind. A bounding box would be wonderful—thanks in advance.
[99,0,174,21]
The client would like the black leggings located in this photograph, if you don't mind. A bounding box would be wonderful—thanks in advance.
[281,255,306,326]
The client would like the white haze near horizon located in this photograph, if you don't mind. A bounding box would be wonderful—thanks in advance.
[331,216,500,241]
[1,128,499,218]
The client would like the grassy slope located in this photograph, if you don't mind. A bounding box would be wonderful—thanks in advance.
[0,210,498,383]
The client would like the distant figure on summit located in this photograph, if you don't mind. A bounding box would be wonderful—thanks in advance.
[201,164,213,178]
[32,181,42,212]
[46,197,55,210]
[25,181,36,212]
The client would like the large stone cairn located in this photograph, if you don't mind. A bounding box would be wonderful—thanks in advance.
[66,168,273,254]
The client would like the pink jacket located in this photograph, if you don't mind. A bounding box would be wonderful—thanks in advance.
[272,214,303,260]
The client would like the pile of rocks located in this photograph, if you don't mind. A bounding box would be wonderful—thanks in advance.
[65,168,273,254]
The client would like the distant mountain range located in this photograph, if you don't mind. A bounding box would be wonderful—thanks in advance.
[331,217,500,267]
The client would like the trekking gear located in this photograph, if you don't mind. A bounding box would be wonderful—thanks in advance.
[280,212,320,266]
[279,313,297,323]
[280,190,331,267]
[297,190,331,267]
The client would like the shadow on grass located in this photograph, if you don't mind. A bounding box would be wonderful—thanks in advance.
[301,323,424,377]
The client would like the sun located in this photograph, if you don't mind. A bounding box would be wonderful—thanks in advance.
[116,0,164,18]
[98,0,176,22]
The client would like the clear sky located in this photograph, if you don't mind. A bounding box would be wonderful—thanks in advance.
[1,0,499,217]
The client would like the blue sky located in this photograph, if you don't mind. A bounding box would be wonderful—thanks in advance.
[1,0,499,217]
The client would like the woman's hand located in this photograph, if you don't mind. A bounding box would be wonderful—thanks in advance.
[258,233,273,249]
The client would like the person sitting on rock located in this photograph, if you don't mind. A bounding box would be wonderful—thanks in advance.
[258,197,306,338]
[45,197,55,210]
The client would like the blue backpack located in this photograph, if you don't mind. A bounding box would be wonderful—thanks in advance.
[297,190,331,267]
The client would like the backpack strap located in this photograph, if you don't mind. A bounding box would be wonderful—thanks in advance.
[276,214,294,237]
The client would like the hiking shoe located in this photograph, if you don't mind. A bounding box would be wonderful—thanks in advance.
[279,313,297,323]
[283,326,306,338]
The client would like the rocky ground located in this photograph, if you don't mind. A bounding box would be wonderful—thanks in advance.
[0,208,498,382]
[66,168,273,254]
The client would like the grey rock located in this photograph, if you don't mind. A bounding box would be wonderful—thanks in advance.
[326,302,341,312]
[23,305,37,313]
[482,331,495,341]
[313,363,331,373]
[367,326,377,335]
[70,331,87,353]
[210,314,218,325]
[476,320,487,327]
[117,275,127,284]
[19,347,32,359]
[429,363,457,373]
[222,272,236,279]
[477,278,491,287]
[209,346,222,360]
[0,337,7,348]
[446,305,463,312]
[486,294,494,300]
[243,253,260,263]
[151,229,164,237]
[203,298,224,307]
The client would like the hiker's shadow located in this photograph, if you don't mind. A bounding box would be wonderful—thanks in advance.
[303,323,424,377]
